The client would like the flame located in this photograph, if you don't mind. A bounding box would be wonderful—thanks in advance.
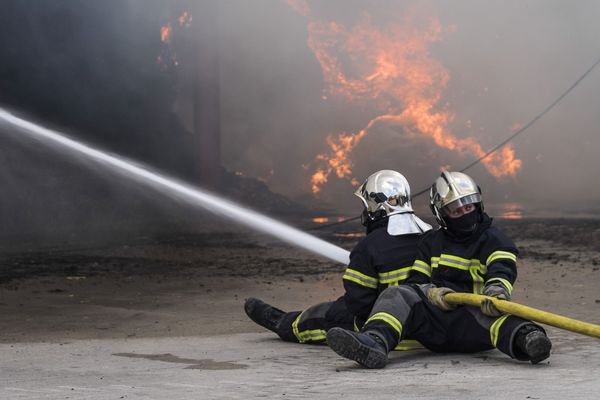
[158,12,193,70]
[497,202,524,220]
[291,4,522,194]
[334,232,364,238]
[499,211,523,220]
[312,217,330,223]
[178,11,193,28]
[160,23,172,43]
[311,168,328,193]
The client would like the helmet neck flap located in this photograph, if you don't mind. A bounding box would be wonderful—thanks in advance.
[356,170,432,235]
[355,170,413,224]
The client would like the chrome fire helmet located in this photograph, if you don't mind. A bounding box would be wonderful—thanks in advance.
[354,170,413,222]
[429,171,483,228]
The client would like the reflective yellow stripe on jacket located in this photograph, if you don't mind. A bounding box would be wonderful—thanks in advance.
[486,277,514,296]
[433,254,487,294]
[410,260,432,278]
[486,250,517,266]
[343,268,378,289]
[379,267,412,286]
[484,251,517,295]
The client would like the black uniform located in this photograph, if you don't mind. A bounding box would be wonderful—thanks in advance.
[275,220,421,344]
[362,214,543,360]
[408,214,517,295]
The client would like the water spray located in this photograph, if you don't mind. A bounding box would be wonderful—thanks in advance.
[2,108,600,340]
[0,108,350,265]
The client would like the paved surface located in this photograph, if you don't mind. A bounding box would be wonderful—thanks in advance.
[1,329,599,399]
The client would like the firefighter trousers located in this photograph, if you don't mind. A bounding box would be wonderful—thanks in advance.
[276,296,355,343]
[363,284,541,360]
[274,296,424,351]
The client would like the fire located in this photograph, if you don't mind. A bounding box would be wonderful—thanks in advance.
[157,12,193,70]
[160,23,172,43]
[311,168,328,193]
[497,202,524,220]
[178,11,193,28]
[290,3,522,194]
[483,145,521,177]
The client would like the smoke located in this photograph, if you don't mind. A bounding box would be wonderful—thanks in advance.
[0,1,220,246]
[1,0,600,246]
[219,0,600,216]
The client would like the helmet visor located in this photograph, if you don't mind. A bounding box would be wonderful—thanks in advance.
[443,193,481,213]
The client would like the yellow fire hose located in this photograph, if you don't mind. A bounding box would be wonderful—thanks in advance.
[444,293,600,339]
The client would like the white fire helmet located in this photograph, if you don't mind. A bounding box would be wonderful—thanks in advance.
[354,170,431,235]
[429,171,483,228]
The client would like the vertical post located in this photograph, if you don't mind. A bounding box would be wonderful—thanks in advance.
[193,0,221,189]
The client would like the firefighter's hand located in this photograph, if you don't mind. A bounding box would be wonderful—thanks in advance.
[481,284,509,317]
[427,287,456,311]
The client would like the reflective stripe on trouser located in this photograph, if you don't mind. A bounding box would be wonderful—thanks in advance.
[362,285,423,351]
[363,284,537,359]
[394,340,423,351]
[275,297,354,344]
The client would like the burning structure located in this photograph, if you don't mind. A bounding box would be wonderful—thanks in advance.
[288,1,521,194]
[1,0,600,244]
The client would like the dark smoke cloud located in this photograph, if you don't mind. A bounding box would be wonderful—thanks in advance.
[1,0,599,248]
[0,1,227,246]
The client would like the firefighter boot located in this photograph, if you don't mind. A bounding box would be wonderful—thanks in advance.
[515,325,552,364]
[326,327,389,369]
[244,297,285,333]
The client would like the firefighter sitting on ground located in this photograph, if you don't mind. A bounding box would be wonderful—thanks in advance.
[327,171,552,368]
[244,170,431,345]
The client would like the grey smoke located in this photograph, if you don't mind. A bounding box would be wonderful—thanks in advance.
[1,0,599,246]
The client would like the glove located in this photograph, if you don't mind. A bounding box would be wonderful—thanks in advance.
[427,287,456,311]
[481,284,509,317]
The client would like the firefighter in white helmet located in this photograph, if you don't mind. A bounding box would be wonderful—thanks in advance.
[244,170,431,344]
[327,171,552,368]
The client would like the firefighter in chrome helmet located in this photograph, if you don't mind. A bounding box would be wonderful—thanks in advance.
[327,171,552,369]
[430,171,484,235]
[355,169,431,235]
[244,170,430,347]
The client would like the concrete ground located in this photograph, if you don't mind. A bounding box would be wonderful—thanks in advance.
[1,328,599,400]
[1,224,600,399]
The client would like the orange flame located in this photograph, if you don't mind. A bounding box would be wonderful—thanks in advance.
[178,11,193,28]
[292,5,521,194]
[158,12,192,70]
[497,202,524,220]
[160,23,172,43]
[311,168,328,193]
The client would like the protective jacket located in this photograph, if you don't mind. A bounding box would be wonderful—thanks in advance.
[361,214,540,361]
[406,214,517,296]
[276,220,421,344]
[343,221,420,323]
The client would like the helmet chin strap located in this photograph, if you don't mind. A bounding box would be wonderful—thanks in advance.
[360,209,387,227]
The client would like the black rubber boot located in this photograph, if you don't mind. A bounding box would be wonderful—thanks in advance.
[515,325,552,364]
[244,298,285,333]
[326,327,389,369]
